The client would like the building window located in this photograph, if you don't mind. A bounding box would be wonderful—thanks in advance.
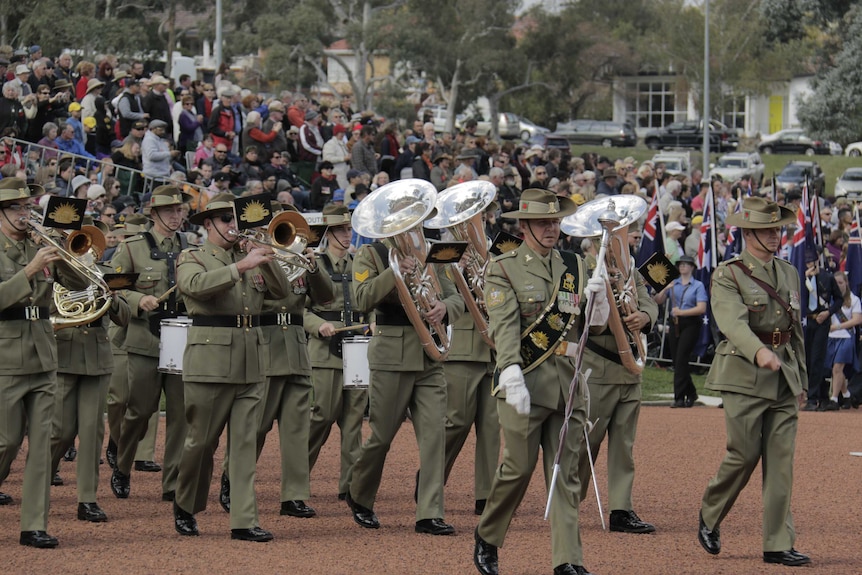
[721,95,747,133]
[624,80,684,129]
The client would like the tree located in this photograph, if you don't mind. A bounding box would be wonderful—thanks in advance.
[797,5,862,145]
[389,0,520,133]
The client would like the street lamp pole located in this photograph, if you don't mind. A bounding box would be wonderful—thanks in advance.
[215,0,223,73]
[702,0,710,177]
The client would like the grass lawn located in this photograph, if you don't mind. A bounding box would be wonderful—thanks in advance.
[568,143,862,198]
[640,362,716,402]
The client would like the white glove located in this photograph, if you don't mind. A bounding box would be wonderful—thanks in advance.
[585,276,610,327]
[499,364,530,415]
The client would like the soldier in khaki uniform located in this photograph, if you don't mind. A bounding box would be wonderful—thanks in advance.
[221,202,333,518]
[50,260,131,523]
[105,217,161,474]
[577,269,658,533]
[173,194,289,541]
[697,197,810,567]
[304,204,368,501]
[0,178,89,548]
[346,201,465,535]
[473,188,608,575]
[109,186,191,501]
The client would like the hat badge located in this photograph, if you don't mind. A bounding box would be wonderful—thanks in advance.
[547,201,558,214]
[770,210,778,222]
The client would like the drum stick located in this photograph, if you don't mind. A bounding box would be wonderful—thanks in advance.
[156,285,178,303]
[332,323,369,334]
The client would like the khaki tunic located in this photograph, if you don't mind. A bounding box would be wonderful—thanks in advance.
[477,243,591,569]
[0,230,88,532]
[348,242,464,522]
[577,273,657,510]
[304,249,367,496]
[700,250,807,552]
[175,239,289,529]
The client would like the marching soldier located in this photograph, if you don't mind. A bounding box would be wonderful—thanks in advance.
[0,178,89,548]
[473,188,608,575]
[345,199,465,535]
[577,255,658,533]
[698,197,810,567]
[50,255,131,523]
[173,193,289,541]
[220,201,333,518]
[109,185,191,502]
[304,204,368,501]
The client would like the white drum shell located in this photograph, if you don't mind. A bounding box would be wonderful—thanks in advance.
[158,317,191,374]
[342,336,371,389]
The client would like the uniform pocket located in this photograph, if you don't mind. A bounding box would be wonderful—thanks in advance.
[517,291,546,318]
[135,271,163,291]
[740,289,766,313]
[370,325,403,367]
[184,328,232,377]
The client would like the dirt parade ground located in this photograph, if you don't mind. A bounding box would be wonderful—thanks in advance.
[3,404,861,575]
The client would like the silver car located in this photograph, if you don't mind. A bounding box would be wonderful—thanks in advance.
[709,152,765,185]
[835,167,862,199]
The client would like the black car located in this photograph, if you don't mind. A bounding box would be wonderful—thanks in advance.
[554,120,637,147]
[756,129,833,156]
[644,119,739,152]
[775,161,825,196]
[526,133,571,152]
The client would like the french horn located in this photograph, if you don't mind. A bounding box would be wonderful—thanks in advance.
[561,196,648,375]
[424,180,496,348]
[28,211,113,330]
[352,178,451,361]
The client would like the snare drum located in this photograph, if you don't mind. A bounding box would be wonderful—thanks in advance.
[342,336,371,389]
[158,317,191,374]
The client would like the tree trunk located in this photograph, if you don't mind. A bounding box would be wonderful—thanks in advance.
[488,94,500,140]
[445,59,462,134]
[166,0,177,78]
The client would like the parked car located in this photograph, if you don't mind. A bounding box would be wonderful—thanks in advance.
[651,151,692,178]
[644,119,739,152]
[418,105,451,134]
[456,112,521,139]
[774,161,825,196]
[709,152,765,185]
[844,141,862,157]
[517,116,549,142]
[834,167,862,199]
[526,133,572,153]
[756,129,834,156]
[554,119,637,147]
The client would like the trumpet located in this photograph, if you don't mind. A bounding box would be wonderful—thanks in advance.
[27,210,113,330]
[229,211,316,282]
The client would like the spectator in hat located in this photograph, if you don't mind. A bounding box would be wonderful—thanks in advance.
[310,160,338,211]
[14,64,32,98]
[117,78,147,139]
[296,108,323,184]
[143,75,174,140]
[323,123,350,189]
[664,220,686,264]
[80,78,105,120]
[596,167,619,196]
[141,119,178,180]
[70,174,91,199]
[210,171,232,194]
[83,116,98,156]
[430,151,452,191]
[207,85,240,154]
[66,102,86,143]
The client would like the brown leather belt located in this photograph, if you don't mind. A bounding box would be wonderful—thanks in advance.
[755,330,792,348]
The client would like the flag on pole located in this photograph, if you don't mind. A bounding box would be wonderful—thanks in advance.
[789,180,815,308]
[635,183,662,269]
[693,188,717,357]
[848,204,862,296]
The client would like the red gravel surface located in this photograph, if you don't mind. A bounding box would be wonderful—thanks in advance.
[3,405,861,574]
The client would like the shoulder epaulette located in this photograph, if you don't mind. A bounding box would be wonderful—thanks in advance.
[492,250,518,262]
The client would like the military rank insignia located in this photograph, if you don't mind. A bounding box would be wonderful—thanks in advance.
[486,287,505,309]
[42,195,87,230]
[637,252,680,292]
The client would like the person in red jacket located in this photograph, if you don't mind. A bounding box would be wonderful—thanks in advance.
[206,86,240,153]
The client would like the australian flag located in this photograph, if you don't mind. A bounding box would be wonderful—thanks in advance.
[635,185,662,270]
[848,204,862,296]
[693,189,717,357]
[788,180,815,307]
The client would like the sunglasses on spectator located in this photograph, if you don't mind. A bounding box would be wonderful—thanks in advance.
[218,213,235,223]
[215,149,227,153]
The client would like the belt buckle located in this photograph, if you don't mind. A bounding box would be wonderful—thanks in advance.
[277,312,288,326]
[25,306,40,320]
[237,314,252,328]
[772,330,781,348]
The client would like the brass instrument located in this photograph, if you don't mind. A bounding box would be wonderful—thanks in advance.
[230,211,316,282]
[561,196,649,375]
[27,211,113,330]
[352,178,451,361]
[423,180,496,348]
